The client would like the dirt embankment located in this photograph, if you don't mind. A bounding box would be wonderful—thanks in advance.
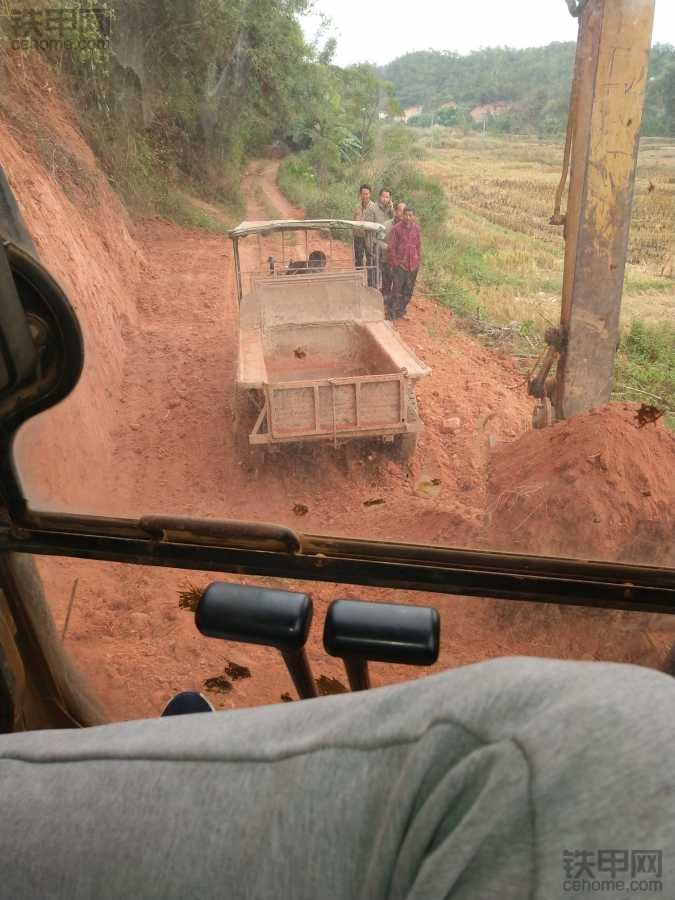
[2,64,675,721]
[487,404,675,566]
[1,54,143,511]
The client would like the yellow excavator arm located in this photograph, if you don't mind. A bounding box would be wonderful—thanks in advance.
[530,0,657,425]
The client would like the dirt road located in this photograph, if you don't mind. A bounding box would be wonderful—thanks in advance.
[35,160,673,721]
[4,58,672,722]
[100,160,531,541]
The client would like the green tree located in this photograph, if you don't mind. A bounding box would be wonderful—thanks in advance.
[378,42,675,137]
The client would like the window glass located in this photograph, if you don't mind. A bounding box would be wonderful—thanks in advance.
[1,0,673,573]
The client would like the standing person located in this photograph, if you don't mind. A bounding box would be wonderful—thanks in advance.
[387,207,421,321]
[373,188,394,226]
[393,200,407,223]
[373,188,394,299]
[384,201,406,312]
[353,183,377,284]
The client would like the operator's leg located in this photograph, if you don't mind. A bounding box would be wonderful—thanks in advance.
[2,658,675,900]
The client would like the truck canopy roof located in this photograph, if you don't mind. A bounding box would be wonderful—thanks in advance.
[229,219,386,239]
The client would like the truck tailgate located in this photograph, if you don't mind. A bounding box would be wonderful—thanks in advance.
[266,374,408,439]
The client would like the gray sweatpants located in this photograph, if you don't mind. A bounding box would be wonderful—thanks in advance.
[1,657,674,899]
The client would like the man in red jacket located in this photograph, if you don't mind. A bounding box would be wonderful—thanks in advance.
[386,207,421,321]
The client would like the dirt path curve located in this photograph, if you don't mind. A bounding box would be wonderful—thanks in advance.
[241,158,301,219]
[39,158,658,723]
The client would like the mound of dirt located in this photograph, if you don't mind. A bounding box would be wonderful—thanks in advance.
[487,404,675,565]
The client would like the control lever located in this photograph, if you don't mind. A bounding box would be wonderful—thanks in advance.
[323,599,440,691]
[195,583,318,699]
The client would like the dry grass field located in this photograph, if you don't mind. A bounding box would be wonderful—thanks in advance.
[417,133,674,332]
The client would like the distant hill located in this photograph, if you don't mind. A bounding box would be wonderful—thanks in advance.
[378,43,675,137]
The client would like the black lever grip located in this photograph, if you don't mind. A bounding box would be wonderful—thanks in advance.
[195,583,317,699]
[324,599,440,665]
[196,582,313,650]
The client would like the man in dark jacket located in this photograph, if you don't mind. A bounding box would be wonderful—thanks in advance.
[387,207,421,320]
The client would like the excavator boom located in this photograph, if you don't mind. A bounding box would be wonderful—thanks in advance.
[532,0,657,421]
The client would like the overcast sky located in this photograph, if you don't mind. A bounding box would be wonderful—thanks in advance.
[301,0,675,67]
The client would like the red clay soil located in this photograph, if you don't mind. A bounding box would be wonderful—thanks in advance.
[1,53,142,510]
[3,63,675,722]
[487,404,675,565]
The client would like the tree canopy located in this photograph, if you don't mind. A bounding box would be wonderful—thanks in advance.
[379,43,675,136]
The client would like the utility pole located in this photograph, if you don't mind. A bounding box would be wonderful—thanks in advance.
[553,0,656,419]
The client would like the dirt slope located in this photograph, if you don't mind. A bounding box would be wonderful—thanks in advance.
[1,55,143,510]
[488,404,675,565]
[2,68,674,721]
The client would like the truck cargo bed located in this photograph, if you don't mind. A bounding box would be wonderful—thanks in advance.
[264,322,400,382]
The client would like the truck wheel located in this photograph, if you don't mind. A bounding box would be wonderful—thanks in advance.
[395,431,418,460]
[394,387,419,461]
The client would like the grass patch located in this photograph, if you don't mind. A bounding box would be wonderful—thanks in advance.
[624,274,674,294]
[161,195,236,233]
[418,134,674,411]
[614,320,675,427]
[278,130,674,420]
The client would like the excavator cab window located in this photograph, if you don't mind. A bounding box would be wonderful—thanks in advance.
[0,0,672,729]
